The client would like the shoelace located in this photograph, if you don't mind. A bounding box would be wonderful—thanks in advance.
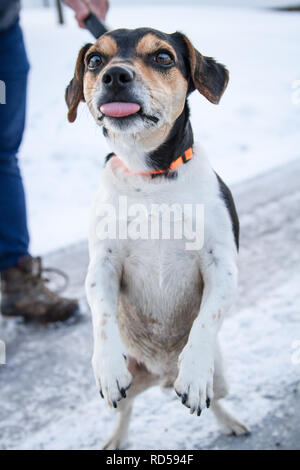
[41,267,69,294]
[26,257,69,294]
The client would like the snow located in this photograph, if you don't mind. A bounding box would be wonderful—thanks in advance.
[12,273,300,450]
[1,156,300,449]
[19,5,300,255]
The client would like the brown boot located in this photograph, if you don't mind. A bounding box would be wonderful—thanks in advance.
[0,256,79,323]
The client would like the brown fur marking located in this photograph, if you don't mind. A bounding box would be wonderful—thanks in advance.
[136,34,178,61]
[87,35,118,61]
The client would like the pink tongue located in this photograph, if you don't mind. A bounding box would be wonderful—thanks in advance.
[100,102,141,117]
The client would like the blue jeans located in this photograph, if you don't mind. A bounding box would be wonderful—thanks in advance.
[0,20,30,271]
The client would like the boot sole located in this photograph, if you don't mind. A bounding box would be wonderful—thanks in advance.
[1,304,80,324]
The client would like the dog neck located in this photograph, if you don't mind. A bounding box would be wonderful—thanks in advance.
[146,103,194,174]
[105,103,194,176]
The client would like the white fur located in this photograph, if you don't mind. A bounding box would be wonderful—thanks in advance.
[85,141,248,448]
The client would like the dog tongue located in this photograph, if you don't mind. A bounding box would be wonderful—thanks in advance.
[100,102,141,117]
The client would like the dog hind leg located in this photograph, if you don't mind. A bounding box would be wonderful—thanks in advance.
[211,339,250,436]
[211,400,250,436]
[102,398,134,450]
[213,337,229,400]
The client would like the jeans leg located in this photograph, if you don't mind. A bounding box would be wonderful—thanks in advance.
[0,20,30,271]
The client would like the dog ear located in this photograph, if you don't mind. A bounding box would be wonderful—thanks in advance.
[65,43,92,123]
[179,34,229,104]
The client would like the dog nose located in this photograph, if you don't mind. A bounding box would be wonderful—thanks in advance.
[102,66,135,90]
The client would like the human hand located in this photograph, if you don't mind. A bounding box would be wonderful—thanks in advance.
[63,0,109,28]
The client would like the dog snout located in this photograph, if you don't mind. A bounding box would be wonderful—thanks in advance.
[102,66,135,92]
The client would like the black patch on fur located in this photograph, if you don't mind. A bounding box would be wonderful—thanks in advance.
[151,170,178,180]
[170,32,228,104]
[108,28,184,57]
[200,56,228,103]
[146,103,194,173]
[159,171,178,180]
[105,152,115,165]
[106,28,154,58]
[216,174,239,250]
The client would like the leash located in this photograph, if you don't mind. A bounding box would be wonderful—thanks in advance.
[84,13,109,38]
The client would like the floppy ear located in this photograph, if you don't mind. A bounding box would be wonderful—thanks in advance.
[65,43,92,123]
[180,34,229,104]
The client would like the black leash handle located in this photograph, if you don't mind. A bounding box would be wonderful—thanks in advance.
[84,12,108,39]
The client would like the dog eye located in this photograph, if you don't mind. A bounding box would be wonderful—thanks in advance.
[88,55,103,70]
[155,52,173,66]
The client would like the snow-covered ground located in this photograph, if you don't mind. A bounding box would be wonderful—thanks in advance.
[1,158,300,450]
[19,5,300,254]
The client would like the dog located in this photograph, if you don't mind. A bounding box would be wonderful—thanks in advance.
[66,27,249,449]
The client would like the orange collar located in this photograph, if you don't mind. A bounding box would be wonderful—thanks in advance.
[114,147,193,177]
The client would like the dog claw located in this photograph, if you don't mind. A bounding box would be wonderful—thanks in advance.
[206,398,211,409]
[120,387,127,398]
[112,401,117,409]
[99,390,104,399]
[197,407,202,417]
[175,389,181,398]
[181,393,188,405]
[190,408,195,415]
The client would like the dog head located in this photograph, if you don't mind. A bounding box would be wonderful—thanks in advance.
[66,28,229,168]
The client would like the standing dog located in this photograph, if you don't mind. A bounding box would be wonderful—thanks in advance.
[66,28,249,449]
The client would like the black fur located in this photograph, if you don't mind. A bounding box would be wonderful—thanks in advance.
[216,174,239,250]
[105,152,115,165]
[146,102,194,172]
[199,57,229,104]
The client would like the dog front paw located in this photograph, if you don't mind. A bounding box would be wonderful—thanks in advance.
[174,343,214,415]
[92,350,132,408]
